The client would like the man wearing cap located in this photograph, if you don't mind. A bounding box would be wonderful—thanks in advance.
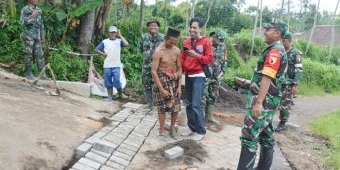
[140,19,165,109]
[95,26,129,101]
[151,27,182,141]
[204,30,227,123]
[237,20,288,170]
[20,0,49,80]
[275,31,303,132]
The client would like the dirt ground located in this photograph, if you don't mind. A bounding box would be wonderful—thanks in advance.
[0,69,122,170]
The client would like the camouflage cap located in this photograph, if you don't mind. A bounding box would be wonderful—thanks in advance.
[147,18,160,27]
[211,29,226,44]
[263,20,288,35]
[283,31,293,39]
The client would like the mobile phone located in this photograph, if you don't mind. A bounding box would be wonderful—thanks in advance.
[183,47,189,53]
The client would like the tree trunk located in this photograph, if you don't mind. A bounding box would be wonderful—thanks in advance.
[250,0,260,58]
[204,0,214,32]
[280,0,285,19]
[97,0,113,34]
[191,0,197,18]
[140,0,145,33]
[305,0,320,56]
[79,8,96,57]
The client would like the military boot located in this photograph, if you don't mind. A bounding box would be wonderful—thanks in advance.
[275,121,286,132]
[205,103,218,123]
[37,60,50,80]
[237,146,256,170]
[254,146,274,170]
[103,88,113,101]
[117,88,128,99]
[24,62,35,80]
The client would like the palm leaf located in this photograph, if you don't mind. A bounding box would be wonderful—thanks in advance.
[70,0,104,18]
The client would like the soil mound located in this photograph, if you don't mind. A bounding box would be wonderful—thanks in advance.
[144,139,208,167]
[216,83,247,114]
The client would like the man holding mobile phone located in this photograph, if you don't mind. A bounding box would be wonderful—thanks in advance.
[181,17,213,141]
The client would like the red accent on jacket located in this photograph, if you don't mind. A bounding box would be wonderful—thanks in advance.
[181,36,213,75]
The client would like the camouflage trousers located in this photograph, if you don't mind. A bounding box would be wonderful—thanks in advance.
[279,84,293,122]
[22,35,44,65]
[142,67,153,90]
[204,77,220,104]
[240,94,281,152]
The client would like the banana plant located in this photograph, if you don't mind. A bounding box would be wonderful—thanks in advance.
[55,0,104,40]
[8,0,17,18]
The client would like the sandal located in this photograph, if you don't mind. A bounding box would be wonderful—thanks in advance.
[169,132,179,140]
[157,133,168,142]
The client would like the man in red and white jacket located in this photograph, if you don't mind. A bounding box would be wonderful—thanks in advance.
[181,17,213,141]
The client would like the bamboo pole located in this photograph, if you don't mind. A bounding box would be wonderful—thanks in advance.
[329,0,340,60]
[305,0,320,56]
[250,0,260,57]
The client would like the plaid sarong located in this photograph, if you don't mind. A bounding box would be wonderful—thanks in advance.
[154,71,181,114]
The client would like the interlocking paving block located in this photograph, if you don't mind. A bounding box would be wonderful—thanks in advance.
[75,142,93,157]
[93,140,118,154]
[100,165,118,170]
[78,157,102,169]
[164,146,184,159]
[113,150,134,161]
[86,133,104,145]
[122,102,143,109]
[72,162,97,170]
[119,143,139,152]
[105,160,126,170]
[85,151,109,164]
[123,140,141,149]
[90,148,111,158]
[109,155,130,166]
[116,146,136,156]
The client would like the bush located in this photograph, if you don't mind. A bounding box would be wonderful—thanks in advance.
[48,43,89,81]
[223,56,257,87]
[299,58,340,94]
[233,29,266,61]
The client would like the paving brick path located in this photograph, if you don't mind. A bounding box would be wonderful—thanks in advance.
[70,102,291,170]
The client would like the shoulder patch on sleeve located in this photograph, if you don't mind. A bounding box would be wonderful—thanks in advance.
[268,49,280,65]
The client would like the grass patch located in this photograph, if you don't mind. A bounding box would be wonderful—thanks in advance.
[298,83,327,96]
[308,110,340,169]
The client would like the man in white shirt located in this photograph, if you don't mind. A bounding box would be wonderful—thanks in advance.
[95,26,129,100]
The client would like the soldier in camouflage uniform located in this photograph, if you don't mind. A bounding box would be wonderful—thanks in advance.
[275,31,303,132]
[237,20,288,170]
[20,0,48,80]
[204,30,227,123]
[140,19,165,109]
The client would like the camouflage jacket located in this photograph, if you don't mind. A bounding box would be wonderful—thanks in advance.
[250,41,288,99]
[284,46,303,85]
[209,43,226,78]
[140,32,164,69]
[20,5,44,40]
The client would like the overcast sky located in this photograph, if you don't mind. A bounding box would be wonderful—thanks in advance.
[245,0,340,14]
[143,0,340,14]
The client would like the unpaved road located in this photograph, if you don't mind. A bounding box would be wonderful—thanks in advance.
[275,95,340,170]
[0,70,121,170]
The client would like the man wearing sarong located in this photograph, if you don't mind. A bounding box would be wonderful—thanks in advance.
[151,27,182,141]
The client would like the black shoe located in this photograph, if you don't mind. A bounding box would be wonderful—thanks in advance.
[275,121,286,132]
